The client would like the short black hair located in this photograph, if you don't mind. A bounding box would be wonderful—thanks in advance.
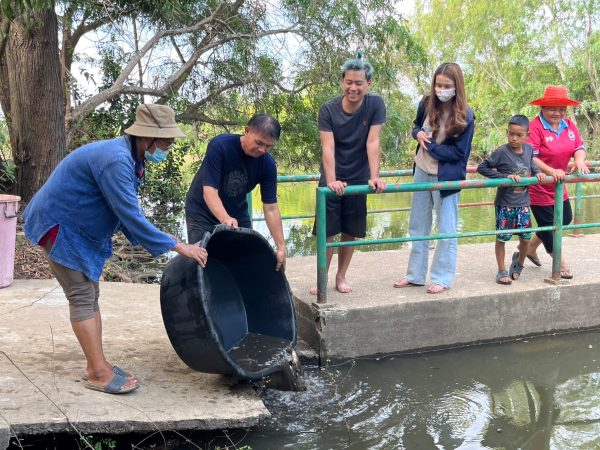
[341,51,374,81]
[247,114,281,140]
[508,114,529,130]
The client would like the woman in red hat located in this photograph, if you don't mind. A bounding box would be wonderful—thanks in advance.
[525,85,589,278]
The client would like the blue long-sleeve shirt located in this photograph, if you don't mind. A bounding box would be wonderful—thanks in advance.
[23,136,176,281]
[412,95,476,197]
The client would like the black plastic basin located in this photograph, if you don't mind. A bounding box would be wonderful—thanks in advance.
[160,225,297,380]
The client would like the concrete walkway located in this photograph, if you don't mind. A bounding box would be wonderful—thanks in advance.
[0,280,268,446]
[287,234,600,360]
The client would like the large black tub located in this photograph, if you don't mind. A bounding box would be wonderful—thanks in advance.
[160,225,297,381]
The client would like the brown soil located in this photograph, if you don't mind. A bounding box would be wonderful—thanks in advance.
[14,207,166,283]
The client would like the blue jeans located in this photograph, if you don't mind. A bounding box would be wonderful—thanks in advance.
[405,166,459,288]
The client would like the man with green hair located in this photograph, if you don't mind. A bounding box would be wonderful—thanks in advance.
[311,53,387,295]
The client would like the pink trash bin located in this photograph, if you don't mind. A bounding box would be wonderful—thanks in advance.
[0,194,21,288]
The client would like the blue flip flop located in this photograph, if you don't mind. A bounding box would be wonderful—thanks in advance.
[510,252,525,280]
[496,270,512,285]
[84,373,139,394]
[82,365,133,381]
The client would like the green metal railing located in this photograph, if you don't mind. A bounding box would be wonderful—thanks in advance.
[247,169,414,225]
[315,174,600,304]
[248,162,600,227]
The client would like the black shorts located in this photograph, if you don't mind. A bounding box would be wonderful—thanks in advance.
[531,200,572,254]
[312,182,367,238]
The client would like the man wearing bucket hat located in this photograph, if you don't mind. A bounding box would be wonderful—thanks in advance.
[525,85,589,279]
[23,104,208,394]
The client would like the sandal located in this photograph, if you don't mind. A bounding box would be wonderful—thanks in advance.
[560,269,574,279]
[393,278,423,288]
[510,252,525,280]
[84,373,139,395]
[426,284,448,294]
[526,254,542,267]
[496,270,512,285]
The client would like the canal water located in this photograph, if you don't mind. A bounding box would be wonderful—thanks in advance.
[180,329,600,449]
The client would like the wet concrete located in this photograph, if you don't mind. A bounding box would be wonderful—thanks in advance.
[0,280,268,446]
[287,234,600,361]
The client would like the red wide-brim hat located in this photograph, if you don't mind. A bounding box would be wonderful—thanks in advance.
[530,85,581,107]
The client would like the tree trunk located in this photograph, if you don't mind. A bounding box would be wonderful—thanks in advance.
[6,8,66,201]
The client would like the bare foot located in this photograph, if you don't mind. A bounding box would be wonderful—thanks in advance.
[335,277,353,293]
[309,286,317,295]
[560,265,573,279]
[393,278,422,288]
[84,365,137,382]
[85,365,138,391]
[426,284,448,294]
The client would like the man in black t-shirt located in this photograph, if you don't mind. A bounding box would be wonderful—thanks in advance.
[311,54,387,295]
[185,114,286,270]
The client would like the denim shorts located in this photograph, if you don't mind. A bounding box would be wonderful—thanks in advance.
[495,205,532,242]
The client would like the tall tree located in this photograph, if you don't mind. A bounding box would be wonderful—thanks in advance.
[0,1,66,199]
[412,0,600,158]
[1,0,423,200]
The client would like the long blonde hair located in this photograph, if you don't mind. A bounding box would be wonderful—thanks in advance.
[427,62,468,139]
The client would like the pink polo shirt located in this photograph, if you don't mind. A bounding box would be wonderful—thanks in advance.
[527,115,585,206]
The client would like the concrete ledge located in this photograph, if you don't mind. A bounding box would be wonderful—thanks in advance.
[0,421,9,450]
[0,281,268,437]
[287,236,600,360]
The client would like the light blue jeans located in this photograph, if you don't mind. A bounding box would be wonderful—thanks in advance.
[404,166,460,288]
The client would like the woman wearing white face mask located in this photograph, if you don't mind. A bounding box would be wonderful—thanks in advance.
[394,62,476,294]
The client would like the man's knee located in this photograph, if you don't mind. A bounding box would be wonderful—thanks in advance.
[65,282,98,322]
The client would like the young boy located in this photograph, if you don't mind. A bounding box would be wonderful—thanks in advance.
[477,115,546,285]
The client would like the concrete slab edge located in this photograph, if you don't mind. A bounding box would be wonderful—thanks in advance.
[7,412,269,437]
[0,421,9,450]
[296,283,600,361]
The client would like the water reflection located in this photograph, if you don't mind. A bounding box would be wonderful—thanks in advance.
[236,330,600,449]
[250,180,600,257]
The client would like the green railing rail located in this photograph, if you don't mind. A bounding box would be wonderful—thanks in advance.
[248,161,600,228]
[315,174,600,304]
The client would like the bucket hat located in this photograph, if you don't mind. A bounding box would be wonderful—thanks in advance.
[529,85,581,107]
[125,104,186,138]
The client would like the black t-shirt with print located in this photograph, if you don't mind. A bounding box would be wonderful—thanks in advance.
[185,133,277,233]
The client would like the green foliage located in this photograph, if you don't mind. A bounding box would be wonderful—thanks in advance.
[69,39,139,149]
[414,0,600,159]
[79,435,116,450]
[0,0,52,20]
[0,120,15,192]
[139,139,190,236]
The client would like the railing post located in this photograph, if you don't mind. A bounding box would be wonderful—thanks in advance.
[572,181,583,236]
[247,191,253,228]
[550,181,564,282]
[316,187,328,304]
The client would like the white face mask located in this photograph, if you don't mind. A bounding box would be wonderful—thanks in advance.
[435,87,456,103]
